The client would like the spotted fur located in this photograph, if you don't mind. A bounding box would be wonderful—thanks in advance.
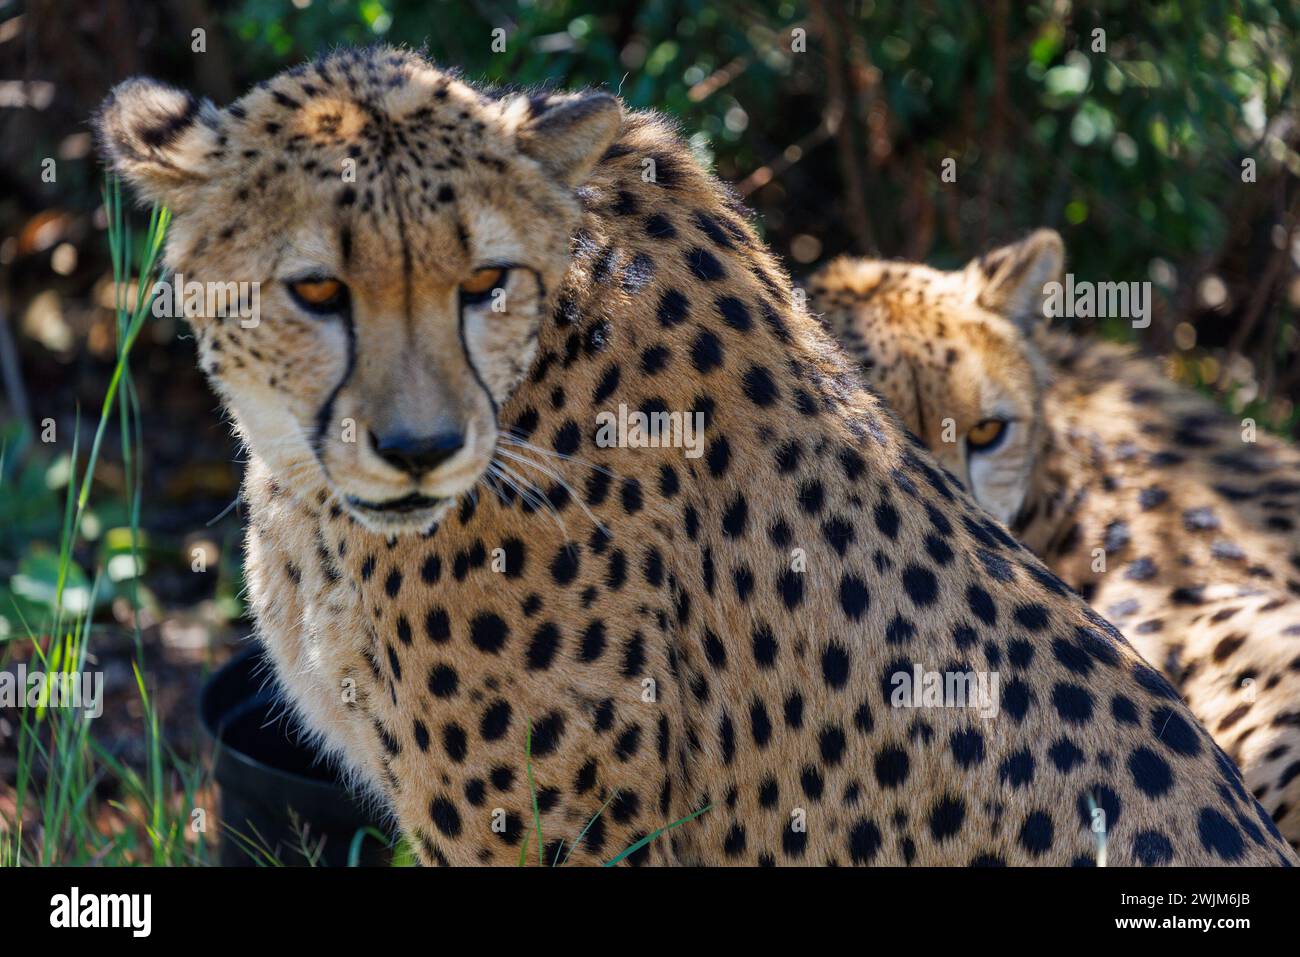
[812,229,1300,847]
[98,50,1295,866]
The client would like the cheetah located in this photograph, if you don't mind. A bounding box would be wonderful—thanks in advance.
[810,228,1300,846]
[97,48,1295,866]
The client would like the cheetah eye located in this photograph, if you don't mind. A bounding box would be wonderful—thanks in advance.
[967,418,1009,453]
[459,267,506,305]
[288,277,348,314]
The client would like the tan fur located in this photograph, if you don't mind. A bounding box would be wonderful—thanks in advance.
[811,231,1300,846]
[98,50,1295,866]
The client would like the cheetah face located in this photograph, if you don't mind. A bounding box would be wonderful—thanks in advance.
[815,230,1063,526]
[96,48,621,534]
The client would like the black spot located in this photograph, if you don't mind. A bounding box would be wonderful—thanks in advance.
[605,550,626,590]
[1018,811,1053,857]
[966,585,997,626]
[522,624,559,670]
[716,296,752,331]
[659,464,680,497]
[1013,604,1050,631]
[684,246,725,281]
[614,724,642,761]
[580,620,607,661]
[429,797,462,838]
[776,569,803,610]
[719,711,736,764]
[384,569,403,598]
[1197,808,1245,861]
[572,759,598,796]
[1138,486,1169,510]
[1002,679,1034,723]
[691,330,725,372]
[821,641,851,689]
[706,437,730,478]
[998,750,1036,789]
[645,213,676,239]
[552,420,582,456]
[741,365,779,406]
[785,692,804,729]
[640,344,671,374]
[442,723,468,762]
[839,448,867,481]
[819,725,847,766]
[949,729,985,767]
[1076,785,1122,836]
[425,607,451,643]
[468,613,509,654]
[530,712,566,757]
[499,539,526,578]
[470,697,511,745]
[1007,639,1034,669]
[797,479,824,515]
[550,546,580,585]
[873,501,900,539]
[874,746,910,788]
[621,479,643,514]
[722,494,748,537]
[821,517,854,556]
[1048,737,1084,773]
[839,574,870,620]
[1150,707,1202,757]
[1128,747,1173,797]
[885,615,916,646]
[642,548,664,587]
[1052,683,1095,725]
[722,822,746,857]
[901,564,939,607]
[750,699,772,747]
[848,819,883,864]
[775,440,802,473]
[929,795,966,842]
[1111,694,1139,724]
[1132,830,1174,866]
[1133,662,1182,701]
[427,664,458,698]
[702,629,727,668]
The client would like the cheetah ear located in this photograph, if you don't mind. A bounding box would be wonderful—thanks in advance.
[516,92,622,189]
[967,229,1064,330]
[95,77,222,210]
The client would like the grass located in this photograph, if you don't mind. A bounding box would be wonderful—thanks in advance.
[0,178,210,865]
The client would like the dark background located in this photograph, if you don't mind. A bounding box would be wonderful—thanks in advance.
[0,0,1297,860]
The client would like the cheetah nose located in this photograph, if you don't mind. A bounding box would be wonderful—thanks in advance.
[370,429,465,476]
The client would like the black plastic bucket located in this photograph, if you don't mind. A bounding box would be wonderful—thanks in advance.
[200,644,392,866]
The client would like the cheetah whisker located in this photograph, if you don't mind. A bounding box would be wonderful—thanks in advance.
[499,431,614,476]
[479,472,512,508]
[487,461,571,541]
[494,446,608,534]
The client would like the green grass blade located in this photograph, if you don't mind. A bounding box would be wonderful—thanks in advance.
[602,804,713,868]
